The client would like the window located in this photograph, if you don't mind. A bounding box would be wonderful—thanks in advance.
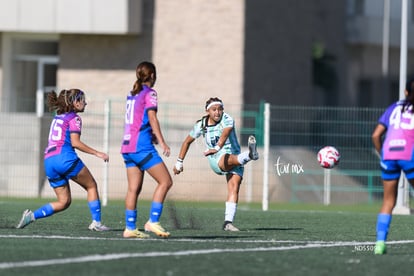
[347,0,365,16]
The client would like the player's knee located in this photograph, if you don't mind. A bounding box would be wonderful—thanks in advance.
[56,198,71,211]
[165,178,173,190]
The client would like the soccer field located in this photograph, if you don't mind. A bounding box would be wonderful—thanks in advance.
[1,198,414,276]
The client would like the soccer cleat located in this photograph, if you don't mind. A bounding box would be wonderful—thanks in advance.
[88,220,110,231]
[16,209,34,229]
[248,135,259,160]
[374,241,387,255]
[144,221,170,238]
[123,228,150,238]
[223,221,240,232]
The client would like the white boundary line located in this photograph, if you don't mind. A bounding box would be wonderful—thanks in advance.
[0,234,316,243]
[1,235,414,270]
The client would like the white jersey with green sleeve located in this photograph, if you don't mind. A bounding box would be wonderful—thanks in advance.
[189,112,241,154]
[189,112,244,176]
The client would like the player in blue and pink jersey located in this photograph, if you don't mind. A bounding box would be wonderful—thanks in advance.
[173,97,259,231]
[372,78,414,254]
[16,89,110,231]
[122,61,173,238]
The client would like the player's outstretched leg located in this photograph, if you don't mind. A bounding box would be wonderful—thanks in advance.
[248,135,259,160]
[16,209,35,229]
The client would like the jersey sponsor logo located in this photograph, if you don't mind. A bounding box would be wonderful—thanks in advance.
[389,139,406,146]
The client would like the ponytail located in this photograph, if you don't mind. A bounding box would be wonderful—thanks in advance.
[131,61,156,96]
[403,78,414,112]
[47,89,84,114]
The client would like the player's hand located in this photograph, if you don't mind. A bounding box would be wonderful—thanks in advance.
[96,152,109,162]
[173,159,183,175]
[160,143,170,157]
[203,148,218,156]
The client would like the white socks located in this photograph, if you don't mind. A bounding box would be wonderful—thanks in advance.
[237,151,251,165]
[225,201,237,222]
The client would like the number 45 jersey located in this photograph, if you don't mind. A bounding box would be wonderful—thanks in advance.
[44,112,81,159]
[379,100,414,160]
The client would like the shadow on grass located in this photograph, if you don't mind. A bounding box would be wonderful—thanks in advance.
[249,227,303,231]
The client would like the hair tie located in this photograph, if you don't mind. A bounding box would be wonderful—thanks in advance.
[64,90,69,106]
[206,101,223,110]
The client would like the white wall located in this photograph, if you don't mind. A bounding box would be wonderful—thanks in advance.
[0,0,142,34]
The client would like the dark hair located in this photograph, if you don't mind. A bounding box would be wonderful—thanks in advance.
[131,61,157,96]
[204,97,223,110]
[197,97,224,137]
[403,78,414,112]
[47,89,85,114]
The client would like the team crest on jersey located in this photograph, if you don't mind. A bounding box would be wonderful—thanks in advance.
[149,91,158,105]
[75,116,82,129]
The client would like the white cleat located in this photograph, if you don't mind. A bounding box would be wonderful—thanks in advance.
[223,221,240,232]
[248,135,259,160]
[88,220,110,231]
[16,209,34,229]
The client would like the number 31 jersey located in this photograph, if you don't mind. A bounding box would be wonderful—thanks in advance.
[379,100,414,160]
[121,86,158,153]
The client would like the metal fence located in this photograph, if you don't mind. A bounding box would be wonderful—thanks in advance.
[0,100,389,205]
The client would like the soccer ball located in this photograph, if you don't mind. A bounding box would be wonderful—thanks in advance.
[317,146,340,169]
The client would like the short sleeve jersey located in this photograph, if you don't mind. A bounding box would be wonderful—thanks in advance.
[44,112,81,159]
[121,85,158,153]
[190,112,241,155]
[379,100,414,160]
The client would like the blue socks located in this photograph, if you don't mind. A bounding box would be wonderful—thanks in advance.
[125,209,137,230]
[33,200,102,222]
[125,202,163,230]
[149,202,163,223]
[88,200,101,222]
[33,203,54,220]
[376,213,392,241]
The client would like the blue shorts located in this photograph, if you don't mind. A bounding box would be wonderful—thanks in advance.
[44,152,85,188]
[122,149,163,170]
[380,159,414,180]
[208,152,244,177]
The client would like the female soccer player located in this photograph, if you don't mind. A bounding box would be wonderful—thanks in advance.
[121,61,173,238]
[16,89,110,231]
[173,97,259,231]
[372,78,414,254]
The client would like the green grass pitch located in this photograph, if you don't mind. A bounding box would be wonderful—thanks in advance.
[1,198,414,276]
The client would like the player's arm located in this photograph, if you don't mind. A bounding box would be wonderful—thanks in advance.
[204,126,232,156]
[372,124,386,155]
[148,109,170,157]
[70,133,109,162]
[173,135,195,175]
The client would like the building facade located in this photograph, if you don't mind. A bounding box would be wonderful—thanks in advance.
[1,0,414,200]
[1,0,414,113]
